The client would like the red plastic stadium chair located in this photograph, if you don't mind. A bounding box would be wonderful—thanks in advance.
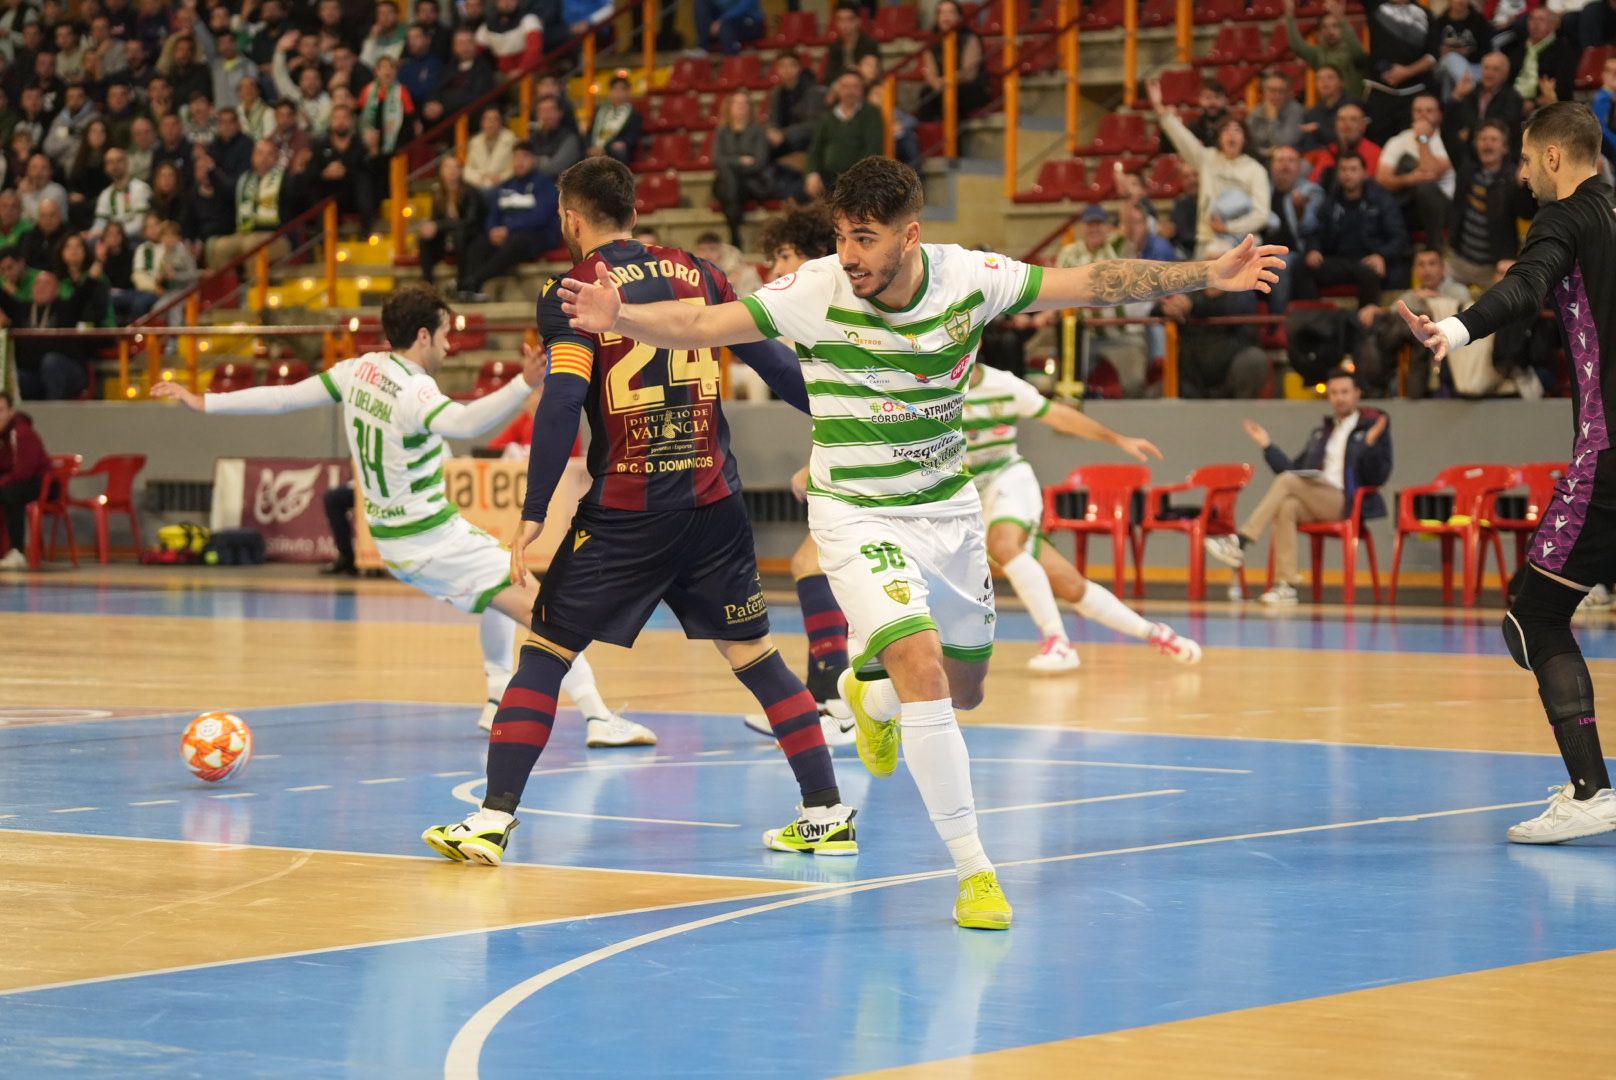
[1577,46,1612,90]
[638,132,688,172]
[871,5,920,42]
[25,453,82,569]
[1075,113,1154,157]
[758,10,834,48]
[1079,0,1125,29]
[468,360,520,401]
[263,360,311,386]
[1265,485,1382,603]
[1042,464,1152,596]
[1154,68,1203,108]
[1493,461,1565,574]
[1389,464,1515,606]
[1213,64,1260,100]
[1195,25,1265,67]
[1013,158,1086,203]
[716,54,769,91]
[67,453,147,564]
[1138,463,1254,601]
[208,361,256,392]
[1144,154,1186,198]
[662,57,711,95]
[1141,0,1177,27]
[634,172,682,214]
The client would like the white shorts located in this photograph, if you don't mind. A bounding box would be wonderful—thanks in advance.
[810,495,996,676]
[977,460,1044,535]
[377,514,511,614]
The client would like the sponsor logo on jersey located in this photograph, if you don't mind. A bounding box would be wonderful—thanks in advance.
[763,272,797,291]
[253,463,324,524]
[982,255,1001,270]
[884,579,911,605]
[352,359,403,396]
[843,329,883,347]
[574,530,591,551]
[724,590,768,624]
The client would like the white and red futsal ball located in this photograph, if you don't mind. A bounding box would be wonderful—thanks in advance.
[180,711,254,782]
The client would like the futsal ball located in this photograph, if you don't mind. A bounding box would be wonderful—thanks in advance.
[181,711,254,783]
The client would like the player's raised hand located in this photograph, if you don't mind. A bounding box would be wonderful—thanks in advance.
[1208,234,1287,295]
[510,518,543,588]
[1116,435,1163,462]
[519,341,547,387]
[1396,299,1449,362]
[558,261,621,334]
[151,381,203,410]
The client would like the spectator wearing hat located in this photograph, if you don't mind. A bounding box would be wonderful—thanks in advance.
[455,139,559,302]
[1051,206,1151,397]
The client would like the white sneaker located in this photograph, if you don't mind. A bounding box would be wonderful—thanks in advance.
[1147,623,1202,664]
[744,700,857,746]
[1259,582,1298,606]
[477,699,497,732]
[422,807,518,866]
[1027,635,1080,673]
[0,548,27,570]
[1579,584,1613,612]
[1507,785,1616,844]
[586,710,658,747]
[761,802,858,855]
[1203,535,1244,568]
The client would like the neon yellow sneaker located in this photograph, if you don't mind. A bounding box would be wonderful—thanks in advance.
[954,871,1013,930]
[762,803,858,856]
[838,668,900,778]
[422,808,517,866]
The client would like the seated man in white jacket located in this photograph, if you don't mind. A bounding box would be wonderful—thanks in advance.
[152,284,655,748]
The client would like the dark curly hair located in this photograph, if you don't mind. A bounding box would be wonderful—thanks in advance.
[381,283,453,350]
[557,156,637,230]
[759,204,836,262]
[825,157,924,227]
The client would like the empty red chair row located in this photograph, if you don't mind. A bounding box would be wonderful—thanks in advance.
[5,452,147,567]
[1577,45,1613,89]
[645,94,718,133]
[1074,113,1159,157]
[661,54,773,95]
[635,172,682,213]
[638,131,716,172]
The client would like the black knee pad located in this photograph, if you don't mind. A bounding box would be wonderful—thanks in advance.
[1502,568,1585,671]
[1536,652,1597,727]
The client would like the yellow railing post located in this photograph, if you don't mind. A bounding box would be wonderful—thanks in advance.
[943,32,958,158]
[1164,320,1180,399]
[184,295,201,391]
[117,337,130,398]
[1176,0,1193,65]
[146,331,161,388]
[252,246,270,312]
[518,72,534,138]
[389,154,408,263]
[324,201,340,307]
[642,0,658,89]
[1062,0,1079,155]
[455,114,469,160]
[883,74,897,159]
[1003,0,1018,200]
[581,34,598,131]
[1126,0,1142,106]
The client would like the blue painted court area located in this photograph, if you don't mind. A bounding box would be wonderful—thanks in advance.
[12,577,1616,656]
[3,704,1615,1077]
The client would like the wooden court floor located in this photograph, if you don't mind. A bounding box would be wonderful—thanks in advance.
[2,565,1615,1077]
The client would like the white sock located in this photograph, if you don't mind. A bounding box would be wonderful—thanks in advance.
[1002,551,1066,640]
[862,677,902,722]
[899,698,993,880]
[1074,580,1154,641]
[560,652,610,719]
[478,609,517,702]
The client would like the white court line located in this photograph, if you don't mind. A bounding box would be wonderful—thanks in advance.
[972,757,1249,776]
[209,793,256,800]
[434,771,476,778]
[49,807,97,814]
[977,789,1183,816]
[359,778,405,785]
[129,800,176,807]
[441,796,1546,1080]
[0,814,15,820]
[449,780,738,829]
[286,785,331,793]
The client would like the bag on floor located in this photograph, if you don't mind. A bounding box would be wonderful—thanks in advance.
[203,528,267,566]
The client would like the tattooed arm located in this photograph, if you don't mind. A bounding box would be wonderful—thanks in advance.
[1023,235,1288,311]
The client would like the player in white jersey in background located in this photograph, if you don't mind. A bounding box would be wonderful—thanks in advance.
[963,362,1202,672]
[558,158,1285,930]
[152,284,656,749]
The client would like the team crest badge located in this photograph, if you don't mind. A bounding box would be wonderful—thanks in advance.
[884,579,911,605]
[944,310,971,345]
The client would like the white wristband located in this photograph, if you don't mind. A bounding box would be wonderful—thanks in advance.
[1433,315,1470,351]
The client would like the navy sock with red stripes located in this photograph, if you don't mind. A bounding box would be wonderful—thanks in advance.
[796,574,849,703]
[734,649,840,808]
[483,644,569,814]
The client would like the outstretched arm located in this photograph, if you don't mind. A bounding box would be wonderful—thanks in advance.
[1038,401,1162,462]
[558,262,765,349]
[731,339,808,412]
[1022,235,1286,312]
[152,374,336,414]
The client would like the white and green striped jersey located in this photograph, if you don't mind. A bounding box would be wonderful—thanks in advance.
[740,244,1043,513]
[318,351,464,540]
[962,364,1050,484]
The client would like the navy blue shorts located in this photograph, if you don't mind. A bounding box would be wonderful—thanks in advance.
[533,492,770,649]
